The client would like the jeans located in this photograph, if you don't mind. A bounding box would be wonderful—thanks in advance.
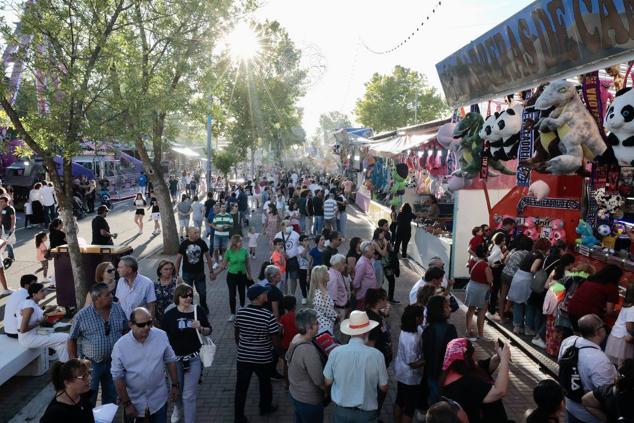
[333,405,378,423]
[227,272,247,314]
[526,299,545,337]
[313,216,324,236]
[291,396,324,423]
[175,356,201,423]
[299,214,306,232]
[234,361,273,421]
[305,216,314,235]
[182,272,208,315]
[43,205,56,226]
[373,259,384,287]
[512,302,526,328]
[124,402,167,423]
[90,359,116,407]
[337,212,347,236]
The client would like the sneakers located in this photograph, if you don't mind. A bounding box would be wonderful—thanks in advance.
[513,325,523,335]
[0,289,13,296]
[531,337,546,348]
[301,298,307,305]
[171,403,182,423]
[524,328,536,337]
[465,331,478,342]
[487,312,502,322]
[227,314,235,322]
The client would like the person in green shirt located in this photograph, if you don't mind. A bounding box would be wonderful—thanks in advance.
[212,234,253,321]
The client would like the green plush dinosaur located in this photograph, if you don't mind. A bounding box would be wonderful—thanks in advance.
[451,112,514,178]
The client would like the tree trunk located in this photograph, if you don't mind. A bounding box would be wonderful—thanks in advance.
[134,140,180,255]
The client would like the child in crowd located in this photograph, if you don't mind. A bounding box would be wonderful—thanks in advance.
[297,234,310,304]
[34,231,49,279]
[393,305,425,423]
[605,282,634,365]
[247,225,259,259]
[524,379,564,423]
[271,238,286,280]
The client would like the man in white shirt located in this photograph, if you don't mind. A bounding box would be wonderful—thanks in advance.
[559,314,617,423]
[115,256,156,319]
[409,266,445,305]
[4,274,37,337]
[112,307,178,422]
[40,182,57,226]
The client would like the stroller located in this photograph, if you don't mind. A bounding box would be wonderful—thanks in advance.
[72,195,87,219]
[100,189,113,209]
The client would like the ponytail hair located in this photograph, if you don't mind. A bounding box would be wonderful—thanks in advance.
[51,359,90,391]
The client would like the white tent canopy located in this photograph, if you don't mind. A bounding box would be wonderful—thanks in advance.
[369,132,436,156]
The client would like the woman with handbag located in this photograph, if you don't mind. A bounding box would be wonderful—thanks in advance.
[162,284,212,423]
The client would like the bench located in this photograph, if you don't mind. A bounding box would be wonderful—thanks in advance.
[0,335,48,386]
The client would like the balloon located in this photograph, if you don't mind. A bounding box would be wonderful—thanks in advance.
[447,176,466,192]
[437,122,457,149]
[528,180,550,201]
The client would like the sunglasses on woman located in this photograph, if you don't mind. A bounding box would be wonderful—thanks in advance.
[180,293,193,298]
[106,268,115,274]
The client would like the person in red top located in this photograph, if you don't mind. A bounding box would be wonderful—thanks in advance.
[280,295,298,350]
[468,226,485,271]
[567,264,622,330]
[279,295,298,386]
[464,244,493,341]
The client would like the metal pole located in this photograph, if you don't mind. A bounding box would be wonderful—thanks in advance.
[206,113,212,188]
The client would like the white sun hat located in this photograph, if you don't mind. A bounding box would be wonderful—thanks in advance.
[340,310,379,336]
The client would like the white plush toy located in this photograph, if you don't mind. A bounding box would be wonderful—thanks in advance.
[492,104,523,161]
[535,80,607,174]
[528,180,550,200]
[604,87,634,166]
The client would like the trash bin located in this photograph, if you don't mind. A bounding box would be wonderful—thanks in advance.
[50,244,133,308]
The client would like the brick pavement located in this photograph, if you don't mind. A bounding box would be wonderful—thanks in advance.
[6,205,549,422]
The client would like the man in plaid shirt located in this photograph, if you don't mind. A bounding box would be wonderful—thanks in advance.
[68,282,128,407]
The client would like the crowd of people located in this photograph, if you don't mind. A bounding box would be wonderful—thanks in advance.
[2,168,634,423]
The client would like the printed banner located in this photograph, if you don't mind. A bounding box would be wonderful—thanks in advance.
[480,141,489,181]
[517,107,540,187]
[517,196,581,214]
[581,71,608,142]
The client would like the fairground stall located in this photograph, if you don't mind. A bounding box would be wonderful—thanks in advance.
[435,0,634,291]
[336,119,456,268]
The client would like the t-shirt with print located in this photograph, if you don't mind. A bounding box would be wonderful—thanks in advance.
[149,198,159,213]
[178,238,209,275]
[297,246,309,270]
[235,304,280,364]
[161,305,211,356]
[213,213,233,237]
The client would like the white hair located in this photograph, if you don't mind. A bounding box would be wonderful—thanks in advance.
[330,253,346,267]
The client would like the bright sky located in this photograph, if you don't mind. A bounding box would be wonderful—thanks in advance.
[254,0,534,134]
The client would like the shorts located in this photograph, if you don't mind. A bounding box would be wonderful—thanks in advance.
[464,281,491,309]
[213,235,229,250]
[395,382,421,417]
[152,212,161,221]
[179,218,189,228]
[135,209,145,215]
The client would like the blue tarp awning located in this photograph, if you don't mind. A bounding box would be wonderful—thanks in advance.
[53,156,95,179]
[120,152,144,172]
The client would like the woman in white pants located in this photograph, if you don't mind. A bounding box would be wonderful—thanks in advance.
[18,283,69,362]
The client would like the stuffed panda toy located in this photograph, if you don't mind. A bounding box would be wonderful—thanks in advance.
[491,104,523,161]
[604,87,634,166]
[479,113,503,158]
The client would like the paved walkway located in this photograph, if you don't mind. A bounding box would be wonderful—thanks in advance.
[3,204,550,422]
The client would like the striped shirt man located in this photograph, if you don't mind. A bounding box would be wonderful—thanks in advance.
[234,304,279,364]
[323,197,338,220]
[212,212,233,237]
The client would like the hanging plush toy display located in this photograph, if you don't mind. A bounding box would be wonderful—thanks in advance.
[592,188,624,220]
[390,163,408,207]
[533,80,608,174]
[604,88,634,166]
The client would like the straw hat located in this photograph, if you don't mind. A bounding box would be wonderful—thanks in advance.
[340,310,379,336]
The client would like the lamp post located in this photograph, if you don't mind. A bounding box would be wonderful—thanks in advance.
[206,112,212,188]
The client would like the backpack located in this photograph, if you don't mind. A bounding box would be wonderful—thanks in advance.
[558,339,598,402]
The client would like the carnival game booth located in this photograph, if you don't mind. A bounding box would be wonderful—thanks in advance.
[357,119,455,269]
[435,0,634,285]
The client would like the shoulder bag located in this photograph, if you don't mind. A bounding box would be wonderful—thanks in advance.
[531,258,560,294]
[194,305,216,368]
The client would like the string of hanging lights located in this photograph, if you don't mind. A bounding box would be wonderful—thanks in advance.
[360,1,443,55]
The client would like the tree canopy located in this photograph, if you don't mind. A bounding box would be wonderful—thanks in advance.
[354,65,447,133]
